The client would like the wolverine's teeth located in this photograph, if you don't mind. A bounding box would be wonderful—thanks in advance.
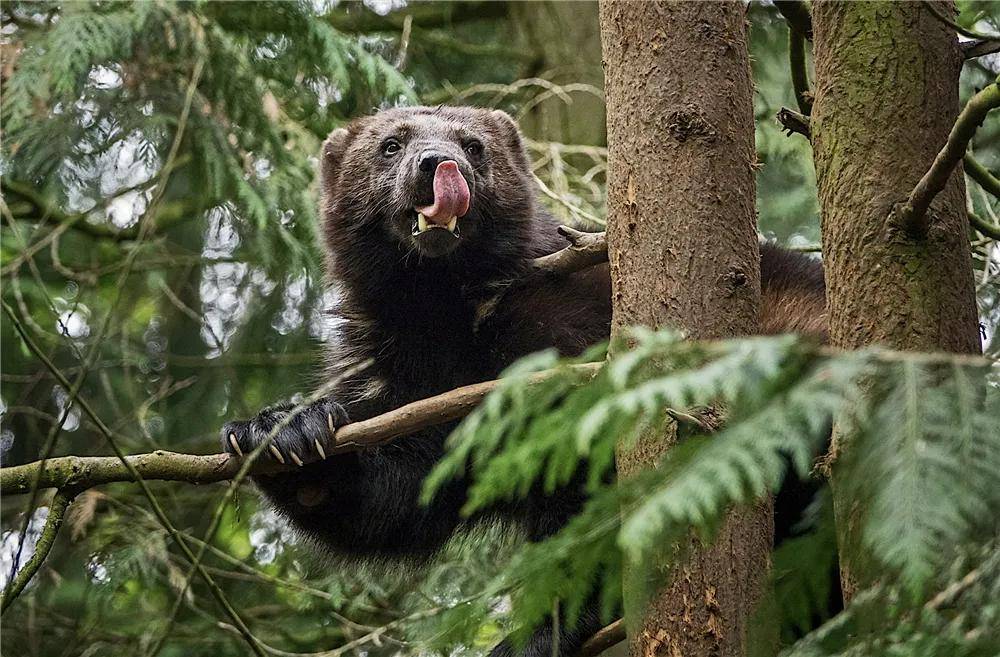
[446,217,457,233]
[417,212,428,233]
[228,433,243,457]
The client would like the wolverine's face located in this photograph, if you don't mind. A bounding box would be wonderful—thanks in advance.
[321,106,534,261]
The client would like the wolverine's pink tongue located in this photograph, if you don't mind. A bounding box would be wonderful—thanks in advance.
[416,161,470,225]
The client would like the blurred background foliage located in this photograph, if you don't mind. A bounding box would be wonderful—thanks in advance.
[1,1,998,656]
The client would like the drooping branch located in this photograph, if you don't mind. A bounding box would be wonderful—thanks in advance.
[0,363,602,496]
[774,0,812,40]
[788,28,813,115]
[969,211,1000,240]
[922,0,1000,43]
[529,226,608,277]
[964,154,1000,200]
[1,488,77,611]
[894,75,1000,236]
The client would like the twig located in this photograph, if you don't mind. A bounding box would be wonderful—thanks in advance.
[893,75,1000,236]
[577,619,626,657]
[530,226,608,277]
[0,489,77,611]
[964,154,1000,199]
[0,363,602,496]
[533,174,605,226]
[777,106,811,140]
[774,0,813,40]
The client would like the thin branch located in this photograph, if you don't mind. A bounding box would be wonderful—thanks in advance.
[893,75,1000,236]
[774,0,813,40]
[962,38,1000,59]
[964,154,1000,199]
[788,28,813,115]
[0,363,602,496]
[922,0,1000,41]
[577,619,626,657]
[1,489,77,610]
[969,211,1000,240]
[529,226,608,277]
[777,106,811,140]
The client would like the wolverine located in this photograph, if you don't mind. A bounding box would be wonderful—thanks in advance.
[222,105,826,657]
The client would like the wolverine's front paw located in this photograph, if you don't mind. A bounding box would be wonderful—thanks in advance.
[221,398,350,465]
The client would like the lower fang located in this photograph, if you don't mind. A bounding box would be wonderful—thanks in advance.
[446,217,457,233]
[417,212,429,232]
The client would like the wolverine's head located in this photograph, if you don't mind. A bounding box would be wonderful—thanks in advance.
[320,106,536,267]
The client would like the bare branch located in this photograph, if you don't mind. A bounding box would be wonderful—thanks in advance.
[0,363,602,496]
[577,619,626,657]
[894,75,1000,236]
[777,106,811,140]
[529,226,608,277]
[962,38,1000,59]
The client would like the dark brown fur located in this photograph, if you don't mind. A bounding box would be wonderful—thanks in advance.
[222,106,827,657]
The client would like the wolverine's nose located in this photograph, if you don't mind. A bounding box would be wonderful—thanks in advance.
[418,152,449,173]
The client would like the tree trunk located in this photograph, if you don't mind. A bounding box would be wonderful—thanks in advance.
[599,2,769,656]
[810,0,982,600]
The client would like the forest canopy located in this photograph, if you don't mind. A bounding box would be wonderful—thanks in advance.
[1,2,999,657]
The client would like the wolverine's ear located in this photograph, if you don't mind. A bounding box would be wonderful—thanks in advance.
[320,128,350,191]
[489,110,529,170]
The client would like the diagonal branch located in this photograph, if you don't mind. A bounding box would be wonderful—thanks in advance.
[969,211,1000,240]
[922,0,1000,42]
[577,619,626,657]
[529,226,608,277]
[0,363,602,496]
[964,154,1000,200]
[962,38,1000,59]
[0,488,77,611]
[894,75,1000,236]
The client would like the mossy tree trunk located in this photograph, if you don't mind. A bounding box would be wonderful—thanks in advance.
[810,0,982,600]
[599,1,768,655]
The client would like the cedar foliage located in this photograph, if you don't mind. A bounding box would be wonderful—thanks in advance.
[422,331,1000,655]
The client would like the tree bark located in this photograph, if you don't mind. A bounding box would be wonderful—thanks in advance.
[599,2,768,656]
[810,0,982,600]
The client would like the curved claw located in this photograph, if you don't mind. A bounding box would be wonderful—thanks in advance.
[269,444,286,464]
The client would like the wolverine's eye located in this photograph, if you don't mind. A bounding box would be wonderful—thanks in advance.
[464,140,484,158]
[381,139,402,157]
